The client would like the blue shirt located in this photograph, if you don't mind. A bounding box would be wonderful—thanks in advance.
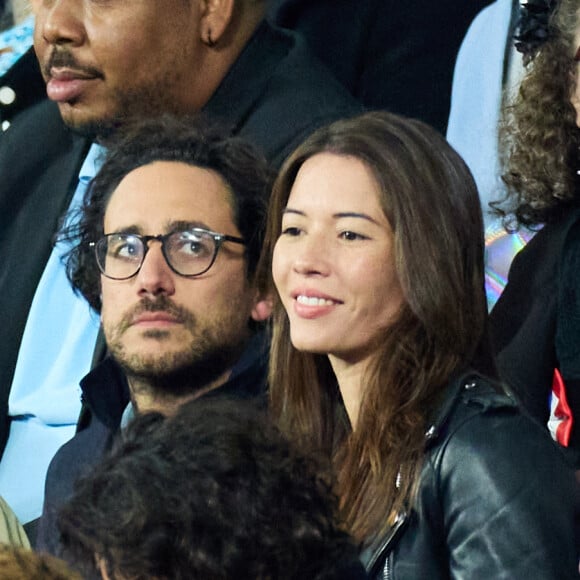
[0,144,104,524]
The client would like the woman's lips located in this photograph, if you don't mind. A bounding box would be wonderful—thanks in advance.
[292,291,342,319]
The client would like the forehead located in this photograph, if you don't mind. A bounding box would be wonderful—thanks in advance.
[104,161,237,233]
[288,153,384,212]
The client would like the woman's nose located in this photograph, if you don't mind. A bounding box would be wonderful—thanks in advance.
[291,235,331,277]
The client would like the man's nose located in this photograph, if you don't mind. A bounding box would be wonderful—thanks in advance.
[38,0,85,47]
[136,243,176,298]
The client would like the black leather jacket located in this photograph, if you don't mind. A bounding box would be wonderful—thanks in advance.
[361,373,579,579]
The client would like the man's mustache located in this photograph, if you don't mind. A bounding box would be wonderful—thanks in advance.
[118,297,196,333]
[43,48,103,79]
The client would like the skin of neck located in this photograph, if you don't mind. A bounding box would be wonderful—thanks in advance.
[128,368,233,417]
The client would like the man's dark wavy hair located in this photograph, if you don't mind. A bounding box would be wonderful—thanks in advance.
[58,398,360,580]
[60,114,273,312]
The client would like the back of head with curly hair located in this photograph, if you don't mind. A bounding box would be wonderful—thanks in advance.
[496,0,580,226]
[58,398,361,580]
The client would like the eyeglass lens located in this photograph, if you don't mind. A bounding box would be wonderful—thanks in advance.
[95,230,219,279]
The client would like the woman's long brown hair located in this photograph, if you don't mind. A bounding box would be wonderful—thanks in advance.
[259,111,490,544]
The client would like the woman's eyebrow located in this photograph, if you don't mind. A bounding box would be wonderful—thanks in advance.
[282,209,381,225]
[282,207,305,216]
[333,211,378,224]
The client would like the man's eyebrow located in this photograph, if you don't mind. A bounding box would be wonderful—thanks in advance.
[104,220,214,236]
[105,224,142,235]
[165,220,213,232]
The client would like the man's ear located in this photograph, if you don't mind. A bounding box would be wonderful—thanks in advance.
[200,0,235,46]
[251,292,274,322]
[571,89,580,129]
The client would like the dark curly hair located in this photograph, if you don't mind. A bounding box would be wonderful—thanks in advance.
[495,0,580,227]
[58,398,360,580]
[59,114,273,311]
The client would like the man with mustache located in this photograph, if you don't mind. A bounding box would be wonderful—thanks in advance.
[36,115,273,557]
[0,0,357,530]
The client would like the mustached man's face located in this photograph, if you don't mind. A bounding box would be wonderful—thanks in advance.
[100,161,269,392]
[31,0,208,137]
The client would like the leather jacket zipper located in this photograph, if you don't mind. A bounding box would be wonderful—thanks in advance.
[366,510,408,579]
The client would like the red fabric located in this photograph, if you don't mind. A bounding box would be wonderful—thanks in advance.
[551,369,573,446]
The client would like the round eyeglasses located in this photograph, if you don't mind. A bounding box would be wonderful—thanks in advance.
[91,228,246,280]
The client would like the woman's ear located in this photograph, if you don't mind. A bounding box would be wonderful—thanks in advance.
[200,0,235,46]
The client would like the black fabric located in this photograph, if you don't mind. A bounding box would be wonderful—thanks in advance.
[268,0,492,134]
[0,19,359,458]
[0,47,45,126]
[490,207,580,453]
[206,21,360,167]
[557,222,580,379]
[36,332,269,558]
[361,373,579,579]
[333,555,368,580]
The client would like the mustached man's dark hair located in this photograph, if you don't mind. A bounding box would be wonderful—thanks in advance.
[59,114,273,311]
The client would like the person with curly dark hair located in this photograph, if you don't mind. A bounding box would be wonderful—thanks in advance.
[58,398,367,580]
[36,115,274,558]
[490,0,580,455]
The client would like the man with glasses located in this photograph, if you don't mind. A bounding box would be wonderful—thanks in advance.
[0,0,358,531]
[36,115,273,558]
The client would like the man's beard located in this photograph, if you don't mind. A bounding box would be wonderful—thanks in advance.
[65,89,183,143]
[68,88,184,143]
[105,296,249,400]
[46,57,188,142]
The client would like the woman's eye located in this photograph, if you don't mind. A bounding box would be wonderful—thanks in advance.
[340,231,368,241]
[281,226,302,237]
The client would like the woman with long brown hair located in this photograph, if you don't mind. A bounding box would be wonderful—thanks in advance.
[260,111,577,578]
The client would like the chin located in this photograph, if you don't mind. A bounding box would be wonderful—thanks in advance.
[60,107,119,140]
[290,335,331,355]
